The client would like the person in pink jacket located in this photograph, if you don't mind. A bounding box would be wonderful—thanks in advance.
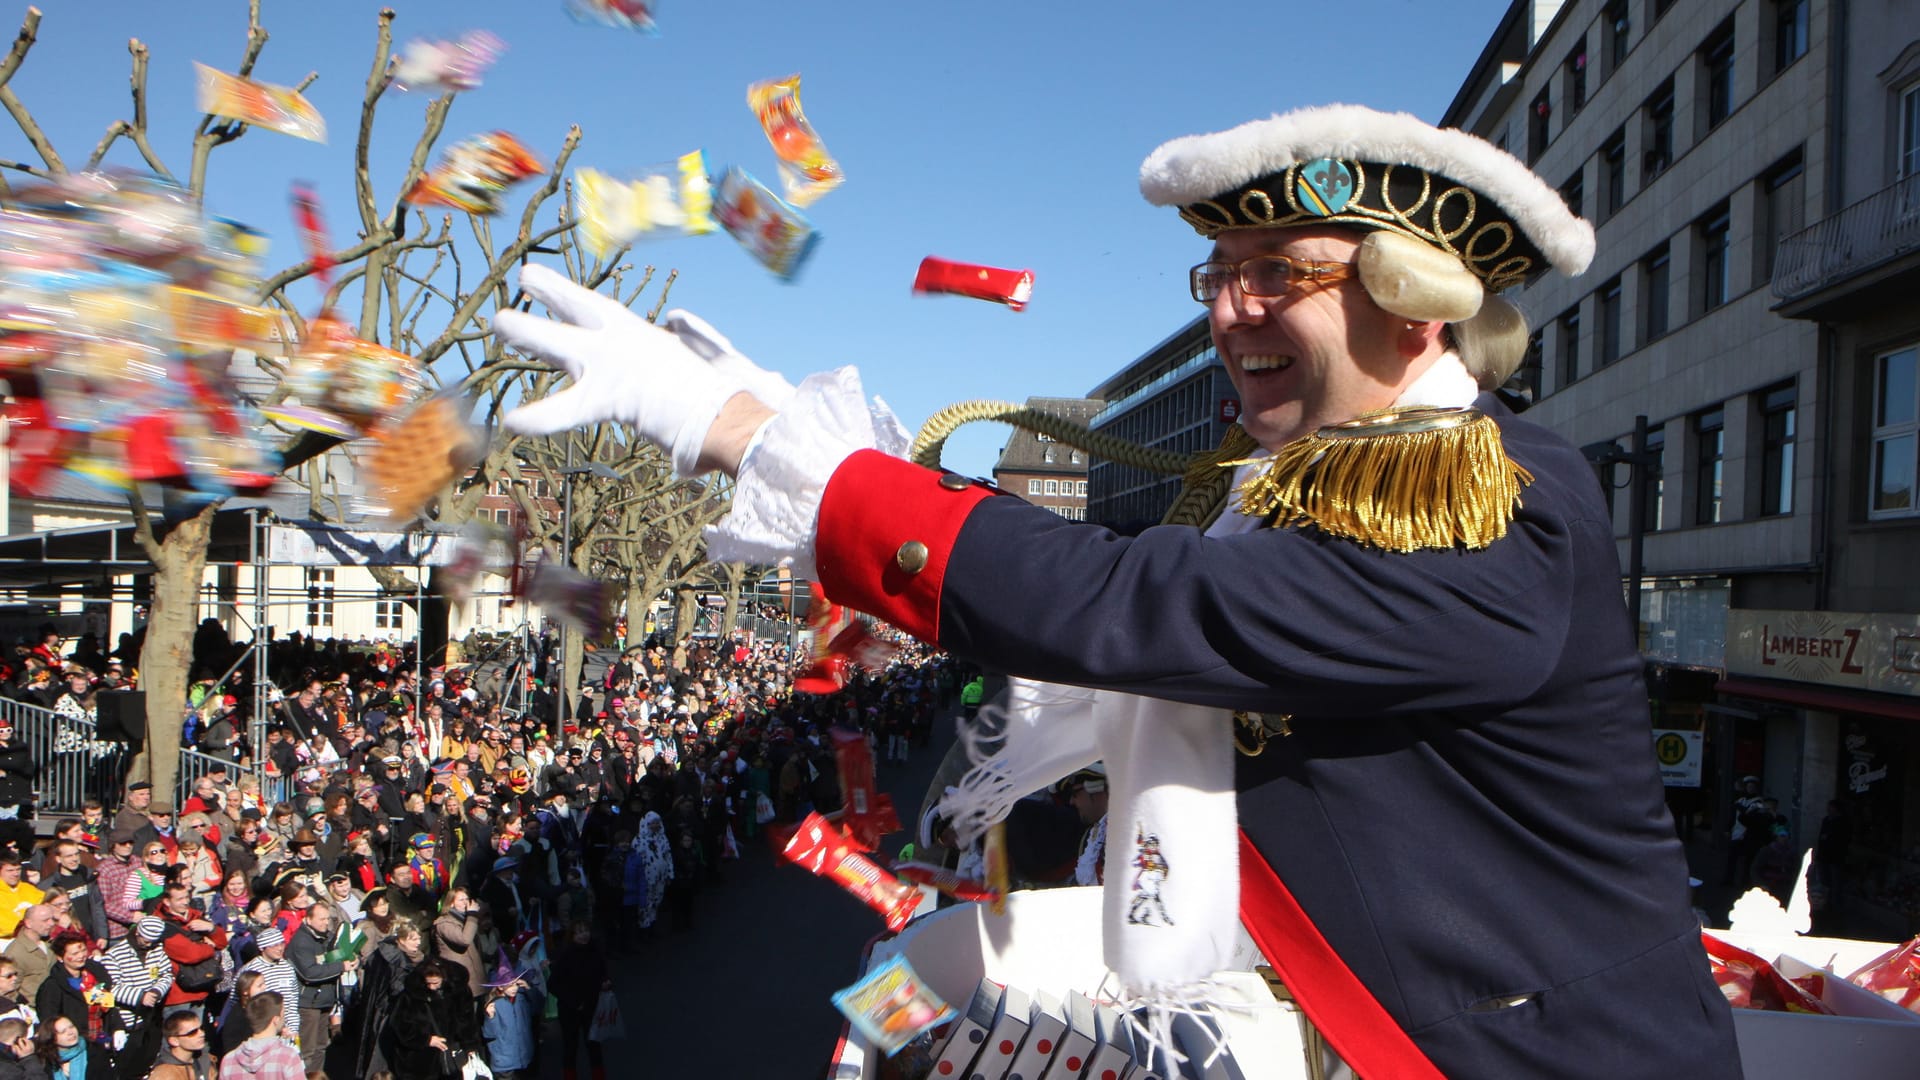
[215,992,303,1080]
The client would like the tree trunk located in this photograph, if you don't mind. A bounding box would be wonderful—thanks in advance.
[133,504,218,804]
[626,578,649,646]
[674,585,700,641]
[719,564,744,639]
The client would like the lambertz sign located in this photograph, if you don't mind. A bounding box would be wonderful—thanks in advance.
[1725,609,1920,699]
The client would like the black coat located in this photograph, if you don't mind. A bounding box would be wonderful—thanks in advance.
[0,741,36,808]
[388,969,479,1080]
[343,939,419,1079]
[34,962,112,1048]
[814,394,1744,1079]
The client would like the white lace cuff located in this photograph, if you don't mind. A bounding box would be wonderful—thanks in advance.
[703,366,911,579]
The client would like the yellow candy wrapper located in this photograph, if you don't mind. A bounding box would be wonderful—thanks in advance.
[573,150,715,259]
[194,63,326,142]
[748,74,843,208]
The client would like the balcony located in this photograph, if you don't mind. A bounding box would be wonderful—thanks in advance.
[1773,173,1920,318]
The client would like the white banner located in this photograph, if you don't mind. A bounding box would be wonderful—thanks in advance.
[265,524,460,567]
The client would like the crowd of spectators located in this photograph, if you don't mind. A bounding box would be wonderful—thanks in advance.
[0,616,960,1079]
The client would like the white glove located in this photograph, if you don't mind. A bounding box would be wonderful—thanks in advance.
[661,309,798,411]
[495,264,736,477]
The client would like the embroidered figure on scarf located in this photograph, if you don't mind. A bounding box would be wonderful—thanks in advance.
[1127,826,1174,927]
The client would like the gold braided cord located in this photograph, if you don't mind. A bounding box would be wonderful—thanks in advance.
[910,400,1191,475]
[1228,408,1532,553]
[1160,423,1259,529]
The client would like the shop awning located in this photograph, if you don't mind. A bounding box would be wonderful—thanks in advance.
[1715,677,1920,723]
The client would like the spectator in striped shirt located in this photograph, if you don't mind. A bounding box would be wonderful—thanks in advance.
[220,929,296,1047]
[99,916,171,1073]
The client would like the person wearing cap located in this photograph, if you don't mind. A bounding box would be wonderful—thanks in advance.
[224,926,299,1047]
[322,871,363,927]
[99,915,173,1070]
[109,783,153,839]
[495,103,1737,1076]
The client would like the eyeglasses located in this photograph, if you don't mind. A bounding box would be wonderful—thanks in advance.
[1189,254,1356,303]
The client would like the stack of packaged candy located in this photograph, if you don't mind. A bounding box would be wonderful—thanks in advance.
[1702,932,1833,1014]
[566,0,659,34]
[406,132,546,216]
[1847,936,1920,1013]
[573,152,716,259]
[0,173,282,496]
[390,30,506,94]
[195,63,326,142]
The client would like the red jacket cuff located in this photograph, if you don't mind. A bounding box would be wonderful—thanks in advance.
[814,450,994,643]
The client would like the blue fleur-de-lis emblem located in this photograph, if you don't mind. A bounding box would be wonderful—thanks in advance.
[1296,158,1354,216]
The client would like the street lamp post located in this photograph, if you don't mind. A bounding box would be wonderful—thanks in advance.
[555,459,618,738]
[1582,414,1657,638]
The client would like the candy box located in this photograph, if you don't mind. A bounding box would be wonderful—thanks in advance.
[1703,929,1920,1079]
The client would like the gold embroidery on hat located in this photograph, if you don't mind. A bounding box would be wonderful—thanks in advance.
[1238,189,1279,225]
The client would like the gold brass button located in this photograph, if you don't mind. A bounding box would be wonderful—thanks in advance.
[939,473,971,491]
[895,540,930,574]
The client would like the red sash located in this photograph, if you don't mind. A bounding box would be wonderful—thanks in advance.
[1238,830,1445,1079]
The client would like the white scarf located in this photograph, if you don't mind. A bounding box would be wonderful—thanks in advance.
[941,353,1480,1060]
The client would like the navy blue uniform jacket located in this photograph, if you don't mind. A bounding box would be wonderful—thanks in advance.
[815,396,1742,1078]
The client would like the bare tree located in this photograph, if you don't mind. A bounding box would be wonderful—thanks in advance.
[0,3,714,799]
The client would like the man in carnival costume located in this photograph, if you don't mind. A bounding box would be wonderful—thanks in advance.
[492,104,1740,1077]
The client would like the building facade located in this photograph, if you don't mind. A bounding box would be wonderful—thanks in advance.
[990,397,1104,521]
[1448,0,1920,934]
[1084,318,1239,532]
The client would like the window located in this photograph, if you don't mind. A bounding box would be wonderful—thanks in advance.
[1644,80,1675,179]
[1606,1,1631,72]
[374,600,403,630]
[1871,346,1918,516]
[1044,479,1059,495]
[1759,382,1796,516]
[1601,129,1628,218]
[1643,426,1667,531]
[1654,0,1676,18]
[305,568,335,628]
[1560,167,1585,219]
[1697,204,1733,313]
[1519,329,1545,400]
[1757,152,1805,282]
[1642,243,1672,339]
[532,479,549,498]
[1702,20,1737,130]
[1076,480,1088,495]
[1901,84,1920,179]
[1027,479,1042,496]
[495,508,513,525]
[1598,278,1624,367]
[1694,407,1726,524]
[1529,88,1552,163]
[1771,0,1808,74]
[1565,43,1588,114]
[1557,305,1582,388]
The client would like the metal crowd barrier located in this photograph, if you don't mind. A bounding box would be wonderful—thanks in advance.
[3,696,261,820]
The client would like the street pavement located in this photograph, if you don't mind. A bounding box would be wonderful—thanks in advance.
[538,712,955,1079]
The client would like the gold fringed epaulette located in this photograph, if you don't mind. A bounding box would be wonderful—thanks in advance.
[1226,406,1532,553]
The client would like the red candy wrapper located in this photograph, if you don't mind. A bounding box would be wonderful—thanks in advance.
[291,184,335,284]
[1702,933,1832,1014]
[794,583,899,694]
[831,728,902,850]
[913,256,1034,312]
[781,812,922,931]
[892,861,1000,904]
[1847,936,1920,1013]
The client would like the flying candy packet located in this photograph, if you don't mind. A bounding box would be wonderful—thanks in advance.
[195,63,326,142]
[747,75,843,208]
[913,256,1035,312]
[391,30,506,94]
[439,521,515,606]
[522,558,616,637]
[360,394,484,522]
[566,0,658,34]
[573,152,715,260]
[406,132,546,216]
[781,812,923,932]
[290,184,335,284]
[891,861,1000,904]
[831,727,901,851]
[0,173,281,496]
[262,313,427,439]
[831,955,955,1058]
[712,167,818,282]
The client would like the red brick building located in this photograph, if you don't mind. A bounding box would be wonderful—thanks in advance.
[991,396,1104,521]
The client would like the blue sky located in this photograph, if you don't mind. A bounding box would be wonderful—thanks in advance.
[5,0,1512,476]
